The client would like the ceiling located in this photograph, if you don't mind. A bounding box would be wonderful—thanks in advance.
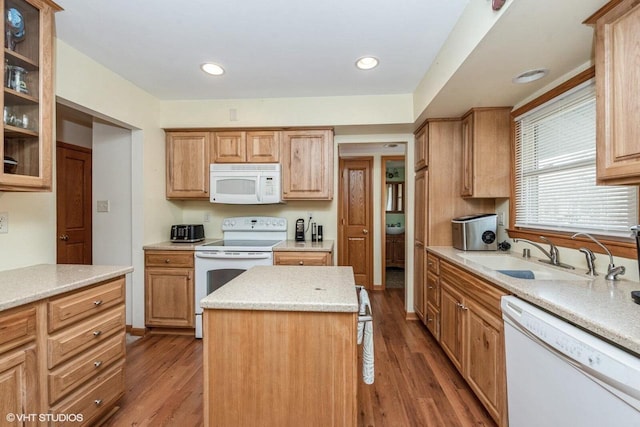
[54,0,469,101]
[54,0,609,125]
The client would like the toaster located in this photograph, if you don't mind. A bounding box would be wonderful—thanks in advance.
[452,214,497,251]
[170,224,205,243]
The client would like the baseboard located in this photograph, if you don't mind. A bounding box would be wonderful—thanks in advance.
[126,325,146,336]
[373,283,385,291]
[405,312,420,321]
[147,327,195,336]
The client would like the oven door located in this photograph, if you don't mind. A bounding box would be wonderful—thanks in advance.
[194,251,273,338]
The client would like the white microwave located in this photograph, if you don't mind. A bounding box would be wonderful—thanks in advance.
[210,163,282,204]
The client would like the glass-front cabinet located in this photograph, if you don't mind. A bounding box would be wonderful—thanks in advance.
[1,0,59,191]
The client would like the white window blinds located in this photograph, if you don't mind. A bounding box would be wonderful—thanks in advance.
[514,80,637,237]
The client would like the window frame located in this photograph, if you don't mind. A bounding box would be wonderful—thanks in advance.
[507,66,639,259]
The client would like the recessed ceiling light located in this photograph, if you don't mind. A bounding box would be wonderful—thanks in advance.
[201,63,225,76]
[356,56,379,70]
[512,68,549,84]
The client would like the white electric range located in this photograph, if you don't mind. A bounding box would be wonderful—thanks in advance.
[193,216,287,338]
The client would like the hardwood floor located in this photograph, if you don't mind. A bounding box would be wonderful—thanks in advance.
[104,289,495,427]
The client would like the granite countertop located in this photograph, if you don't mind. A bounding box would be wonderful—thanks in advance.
[201,265,357,312]
[0,264,133,312]
[143,238,221,251]
[427,246,640,356]
[273,240,334,252]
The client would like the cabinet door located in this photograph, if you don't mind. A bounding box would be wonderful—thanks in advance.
[0,0,58,191]
[439,282,464,372]
[414,126,428,170]
[282,130,333,200]
[145,268,194,328]
[166,132,210,199]
[414,169,427,246]
[466,298,505,424]
[246,131,280,163]
[461,114,474,197]
[0,345,39,420]
[595,1,640,184]
[212,131,246,163]
[413,243,425,321]
[385,237,394,265]
[395,235,405,264]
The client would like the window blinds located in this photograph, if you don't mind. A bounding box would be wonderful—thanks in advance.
[514,80,637,237]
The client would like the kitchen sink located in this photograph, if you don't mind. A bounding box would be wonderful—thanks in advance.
[458,253,588,281]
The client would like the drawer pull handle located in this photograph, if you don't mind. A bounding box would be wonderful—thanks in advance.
[428,286,434,289]
[94,399,103,406]
[165,259,170,263]
[94,361,102,368]
[299,261,304,265]
[94,300,103,306]
[93,330,102,337]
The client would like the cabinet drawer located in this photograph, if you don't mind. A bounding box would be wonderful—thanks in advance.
[426,254,439,275]
[0,305,36,353]
[48,306,125,369]
[426,271,440,309]
[273,251,331,266]
[48,334,126,405]
[145,251,194,268]
[425,303,440,341]
[48,278,125,333]
[49,362,125,427]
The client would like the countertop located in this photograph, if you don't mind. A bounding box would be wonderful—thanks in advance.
[427,246,640,356]
[0,264,133,312]
[143,238,221,251]
[273,240,334,252]
[201,265,357,312]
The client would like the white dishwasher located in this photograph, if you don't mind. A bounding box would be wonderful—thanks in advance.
[501,296,640,427]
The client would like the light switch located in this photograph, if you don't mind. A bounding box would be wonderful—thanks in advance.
[97,200,110,213]
[0,212,7,233]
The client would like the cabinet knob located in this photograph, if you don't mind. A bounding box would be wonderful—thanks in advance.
[164,259,170,263]
[93,330,102,337]
[299,261,304,265]
[93,300,103,306]
[94,399,103,406]
[428,286,434,290]
[94,361,102,368]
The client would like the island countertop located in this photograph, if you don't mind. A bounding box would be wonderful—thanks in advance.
[0,264,133,312]
[201,265,357,312]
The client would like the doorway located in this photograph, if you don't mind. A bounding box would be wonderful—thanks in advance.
[338,157,373,289]
[381,156,406,290]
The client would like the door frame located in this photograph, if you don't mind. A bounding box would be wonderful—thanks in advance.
[380,155,406,290]
[338,156,373,289]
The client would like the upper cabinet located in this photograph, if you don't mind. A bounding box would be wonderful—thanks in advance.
[590,0,640,184]
[166,132,210,199]
[0,0,60,191]
[212,130,280,163]
[281,129,333,200]
[414,126,427,171]
[460,108,511,198]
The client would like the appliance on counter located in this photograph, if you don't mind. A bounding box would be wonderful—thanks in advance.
[210,163,281,204]
[451,213,497,251]
[193,216,287,338]
[501,296,640,426]
[170,224,205,243]
[295,218,305,241]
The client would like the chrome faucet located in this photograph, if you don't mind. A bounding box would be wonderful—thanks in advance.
[571,232,625,281]
[578,247,597,276]
[513,236,575,269]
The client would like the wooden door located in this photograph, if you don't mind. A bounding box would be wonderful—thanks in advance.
[461,113,474,196]
[414,169,427,245]
[166,132,210,199]
[440,282,464,372]
[212,131,246,163]
[282,130,333,200]
[145,268,194,328]
[246,131,280,163]
[338,158,372,288]
[56,143,92,264]
[413,243,425,321]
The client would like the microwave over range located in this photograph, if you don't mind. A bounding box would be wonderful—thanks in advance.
[210,163,282,204]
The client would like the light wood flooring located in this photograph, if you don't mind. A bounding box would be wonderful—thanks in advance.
[104,289,496,427]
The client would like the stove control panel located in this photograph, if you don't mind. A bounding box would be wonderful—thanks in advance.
[222,216,287,231]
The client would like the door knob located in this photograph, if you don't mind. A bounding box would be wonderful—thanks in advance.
[58,234,69,241]
[363,229,369,235]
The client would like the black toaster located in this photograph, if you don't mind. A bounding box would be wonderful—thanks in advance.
[170,224,205,242]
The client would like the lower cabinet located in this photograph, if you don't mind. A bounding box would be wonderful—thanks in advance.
[413,243,426,321]
[434,256,508,427]
[273,251,332,266]
[144,250,195,331]
[385,233,405,268]
[425,254,441,340]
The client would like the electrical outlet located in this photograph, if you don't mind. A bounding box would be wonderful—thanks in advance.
[204,212,211,223]
[0,212,7,234]
[96,200,110,213]
[497,211,505,226]
[307,212,313,220]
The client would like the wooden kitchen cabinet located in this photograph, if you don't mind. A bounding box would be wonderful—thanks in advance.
[414,125,427,171]
[425,255,440,339]
[385,233,405,268]
[589,0,640,184]
[165,131,210,199]
[0,305,39,419]
[413,243,426,321]
[144,250,195,330]
[439,260,508,427]
[273,251,332,266]
[0,0,60,191]
[460,108,511,198]
[212,130,280,163]
[281,129,333,200]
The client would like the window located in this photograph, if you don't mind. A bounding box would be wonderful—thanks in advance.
[514,79,638,238]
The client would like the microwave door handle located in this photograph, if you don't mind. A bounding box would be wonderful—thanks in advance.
[256,176,261,203]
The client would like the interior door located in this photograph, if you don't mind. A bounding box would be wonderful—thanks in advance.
[338,157,373,288]
[56,142,92,264]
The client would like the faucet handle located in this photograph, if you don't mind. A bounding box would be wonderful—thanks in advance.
[578,247,597,276]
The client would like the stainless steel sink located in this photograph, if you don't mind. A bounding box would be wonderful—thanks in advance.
[458,253,588,281]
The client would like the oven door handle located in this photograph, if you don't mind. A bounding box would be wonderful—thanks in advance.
[195,252,272,260]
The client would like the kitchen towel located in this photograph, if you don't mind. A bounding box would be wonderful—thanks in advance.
[357,287,375,385]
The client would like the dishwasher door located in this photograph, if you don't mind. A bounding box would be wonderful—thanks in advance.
[501,296,640,427]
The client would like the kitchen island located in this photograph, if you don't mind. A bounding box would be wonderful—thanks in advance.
[201,265,358,427]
